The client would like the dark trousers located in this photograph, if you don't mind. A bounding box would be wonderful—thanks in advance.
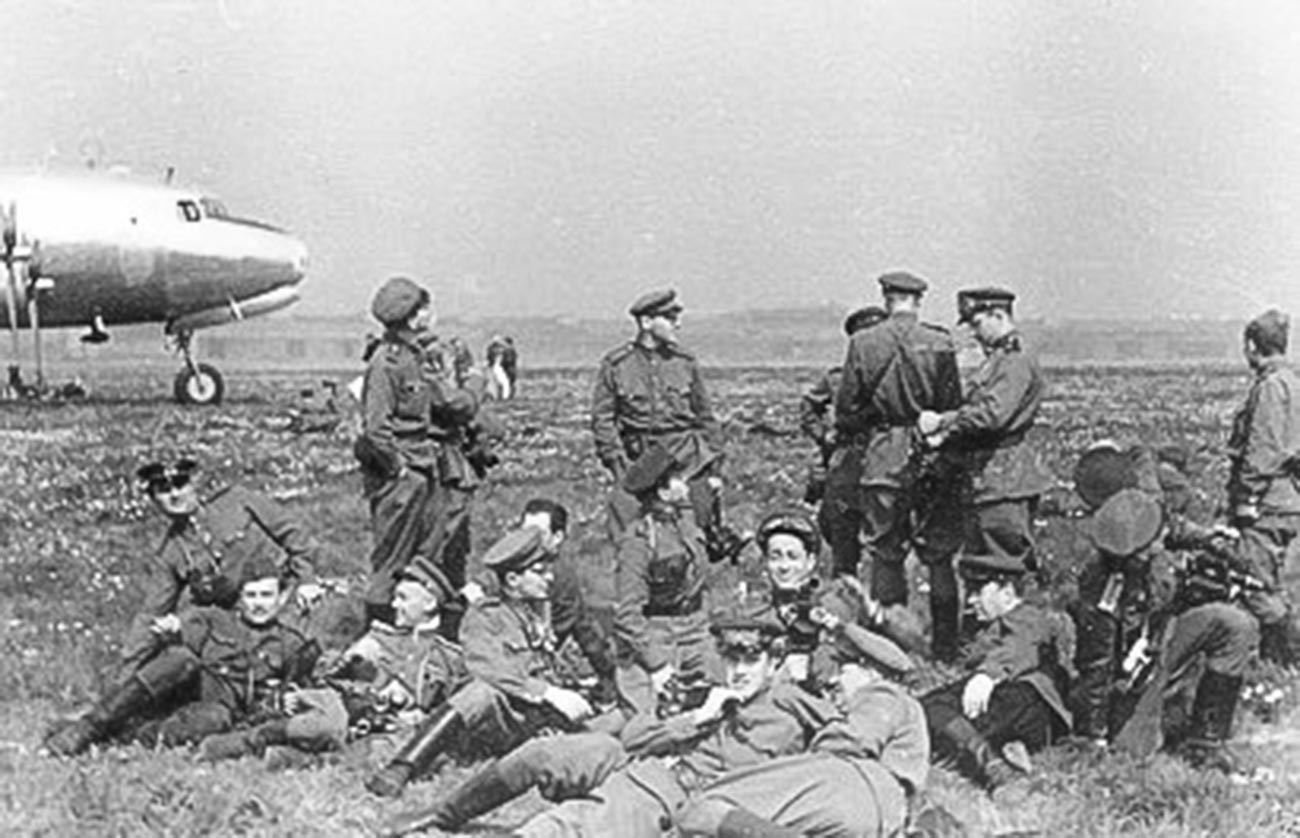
[923,678,1061,758]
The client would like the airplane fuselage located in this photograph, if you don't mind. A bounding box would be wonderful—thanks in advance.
[0,172,306,332]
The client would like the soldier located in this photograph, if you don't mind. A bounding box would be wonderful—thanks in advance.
[1071,488,1258,772]
[834,272,964,658]
[798,305,886,568]
[355,276,480,632]
[45,555,321,757]
[117,457,324,681]
[511,608,841,838]
[591,289,725,541]
[918,286,1053,650]
[365,526,622,799]
[614,443,721,714]
[745,508,927,691]
[1227,309,1300,665]
[676,618,925,838]
[921,553,1073,790]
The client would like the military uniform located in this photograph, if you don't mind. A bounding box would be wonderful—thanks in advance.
[834,280,964,622]
[1072,489,1258,763]
[1228,353,1300,662]
[614,505,719,713]
[922,558,1073,787]
[931,293,1051,572]
[515,682,839,838]
[339,621,469,714]
[677,680,928,838]
[591,290,723,536]
[357,325,479,619]
[120,484,322,674]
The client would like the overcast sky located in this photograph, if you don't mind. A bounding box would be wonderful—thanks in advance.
[4,1,1300,322]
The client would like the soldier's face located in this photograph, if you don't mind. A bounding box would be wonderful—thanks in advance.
[656,475,691,506]
[724,647,777,701]
[967,579,1013,623]
[508,560,554,601]
[240,577,285,626]
[644,311,680,344]
[150,479,200,518]
[410,302,433,332]
[392,579,441,629]
[764,534,817,591]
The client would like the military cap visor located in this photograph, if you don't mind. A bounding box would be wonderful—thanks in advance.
[397,558,454,601]
[628,289,683,318]
[757,509,820,552]
[136,458,199,492]
[877,272,928,295]
[958,552,1028,582]
[957,287,1016,324]
[481,526,552,574]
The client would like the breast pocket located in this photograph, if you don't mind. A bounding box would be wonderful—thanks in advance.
[394,373,431,420]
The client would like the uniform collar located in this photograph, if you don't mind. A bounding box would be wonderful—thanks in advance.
[1254,356,1288,378]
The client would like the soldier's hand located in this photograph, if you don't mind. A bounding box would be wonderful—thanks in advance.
[917,410,944,437]
[691,687,741,725]
[150,614,182,636]
[808,605,842,632]
[1211,524,1241,541]
[543,686,593,723]
[962,673,996,718]
[650,665,676,696]
[1233,503,1260,525]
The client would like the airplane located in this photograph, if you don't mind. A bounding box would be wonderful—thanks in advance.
[0,169,307,404]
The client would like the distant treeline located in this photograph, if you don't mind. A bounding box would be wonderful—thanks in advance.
[22,310,1247,372]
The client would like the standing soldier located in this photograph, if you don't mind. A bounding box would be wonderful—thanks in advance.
[1227,309,1300,665]
[355,276,480,632]
[918,287,1053,631]
[591,289,725,542]
[799,305,886,568]
[834,272,964,658]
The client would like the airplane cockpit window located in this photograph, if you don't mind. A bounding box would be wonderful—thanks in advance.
[177,200,202,222]
[200,197,229,219]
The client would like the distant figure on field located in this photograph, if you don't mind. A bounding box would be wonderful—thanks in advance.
[486,334,517,400]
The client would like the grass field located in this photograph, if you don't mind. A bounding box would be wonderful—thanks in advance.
[3,364,1300,837]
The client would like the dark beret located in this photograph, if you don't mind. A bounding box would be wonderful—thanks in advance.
[371,276,431,327]
[1090,488,1163,557]
[844,306,888,336]
[1073,446,1139,511]
[628,288,683,319]
[878,272,928,295]
[957,287,1016,324]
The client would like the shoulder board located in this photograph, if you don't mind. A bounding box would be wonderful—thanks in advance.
[602,342,638,366]
[664,343,697,361]
[921,321,950,335]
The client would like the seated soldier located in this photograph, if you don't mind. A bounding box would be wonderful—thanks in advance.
[1073,489,1258,772]
[201,558,470,761]
[922,553,1073,790]
[45,555,321,757]
[119,457,325,682]
[748,508,927,691]
[676,616,925,838]
[365,526,623,799]
[509,607,840,838]
[615,442,722,714]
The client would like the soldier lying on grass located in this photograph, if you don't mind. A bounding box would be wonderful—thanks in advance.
[45,554,325,758]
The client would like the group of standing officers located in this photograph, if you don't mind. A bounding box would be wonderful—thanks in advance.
[39,270,1300,837]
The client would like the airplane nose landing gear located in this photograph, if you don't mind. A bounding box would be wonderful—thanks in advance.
[169,328,225,405]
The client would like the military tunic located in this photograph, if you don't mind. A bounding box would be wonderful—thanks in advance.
[343,622,469,713]
[923,601,1073,760]
[591,340,723,536]
[358,329,479,615]
[834,312,964,599]
[937,330,1052,568]
[678,681,928,838]
[131,606,320,747]
[614,507,719,712]
[120,485,321,674]
[516,683,838,838]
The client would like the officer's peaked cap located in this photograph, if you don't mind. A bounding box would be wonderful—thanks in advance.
[482,526,551,574]
[628,288,683,319]
[757,508,821,554]
[878,272,928,295]
[957,287,1016,323]
[397,557,455,601]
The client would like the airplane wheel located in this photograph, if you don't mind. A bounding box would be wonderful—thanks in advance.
[174,363,225,405]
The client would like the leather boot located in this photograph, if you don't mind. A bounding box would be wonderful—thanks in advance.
[1180,670,1242,774]
[44,677,154,757]
[365,704,463,798]
[199,719,290,762]
[930,594,960,663]
[716,806,801,838]
[379,760,518,837]
[941,717,1023,790]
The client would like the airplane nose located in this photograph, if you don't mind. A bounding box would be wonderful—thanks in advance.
[288,237,308,284]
